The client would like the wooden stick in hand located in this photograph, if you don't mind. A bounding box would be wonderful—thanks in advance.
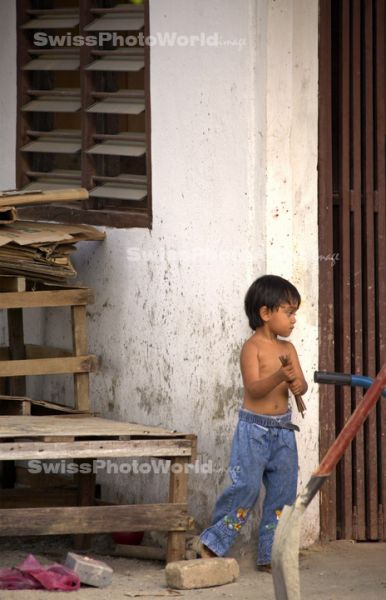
[279,354,306,419]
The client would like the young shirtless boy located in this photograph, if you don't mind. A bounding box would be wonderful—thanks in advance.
[199,274,308,571]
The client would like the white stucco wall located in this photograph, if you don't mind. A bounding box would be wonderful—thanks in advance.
[0,0,319,550]
[265,0,320,544]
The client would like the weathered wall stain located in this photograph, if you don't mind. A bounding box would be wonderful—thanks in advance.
[212,382,243,420]
[136,387,173,416]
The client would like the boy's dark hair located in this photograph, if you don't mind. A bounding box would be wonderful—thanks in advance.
[244,274,301,330]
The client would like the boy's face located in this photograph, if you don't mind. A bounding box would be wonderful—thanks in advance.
[260,302,298,337]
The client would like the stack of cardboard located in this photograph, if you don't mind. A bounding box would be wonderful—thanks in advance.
[0,189,105,283]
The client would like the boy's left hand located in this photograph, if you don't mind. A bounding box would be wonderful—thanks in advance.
[289,378,303,396]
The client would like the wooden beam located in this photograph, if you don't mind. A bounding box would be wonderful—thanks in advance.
[0,415,187,439]
[17,204,152,229]
[72,305,90,411]
[16,0,31,189]
[0,355,98,377]
[5,306,26,489]
[0,289,94,309]
[375,0,386,541]
[144,0,153,230]
[338,0,353,541]
[74,458,95,549]
[351,0,365,541]
[184,434,197,462]
[35,436,75,443]
[318,0,337,542]
[167,457,190,563]
[0,439,193,460]
[80,0,96,208]
[363,0,378,541]
[0,189,89,208]
[0,503,193,536]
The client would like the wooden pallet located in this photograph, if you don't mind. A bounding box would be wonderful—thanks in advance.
[0,282,197,561]
[0,415,196,562]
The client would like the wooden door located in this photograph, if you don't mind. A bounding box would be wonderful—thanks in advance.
[318,0,385,541]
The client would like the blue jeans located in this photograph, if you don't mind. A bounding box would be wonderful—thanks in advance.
[200,408,298,565]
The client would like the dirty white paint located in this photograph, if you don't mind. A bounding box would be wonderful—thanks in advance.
[0,0,319,550]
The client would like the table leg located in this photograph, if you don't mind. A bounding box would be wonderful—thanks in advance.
[73,459,95,550]
[166,456,189,563]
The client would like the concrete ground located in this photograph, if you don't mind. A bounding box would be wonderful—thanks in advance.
[0,537,385,599]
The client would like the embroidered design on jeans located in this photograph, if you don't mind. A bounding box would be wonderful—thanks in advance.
[265,510,283,531]
[236,508,248,520]
[223,507,249,530]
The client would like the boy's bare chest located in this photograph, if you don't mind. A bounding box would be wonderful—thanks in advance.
[258,349,285,375]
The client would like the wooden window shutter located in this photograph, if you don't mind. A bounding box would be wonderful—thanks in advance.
[16,0,152,229]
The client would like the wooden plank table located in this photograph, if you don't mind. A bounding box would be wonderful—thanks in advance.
[0,415,196,562]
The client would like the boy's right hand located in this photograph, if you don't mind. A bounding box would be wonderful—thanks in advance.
[279,360,296,383]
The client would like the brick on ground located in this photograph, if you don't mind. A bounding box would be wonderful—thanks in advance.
[64,552,113,588]
[165,557,240,590]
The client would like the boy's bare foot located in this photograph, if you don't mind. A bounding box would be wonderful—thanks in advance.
[198,542,217,558]
[257,563,272,573]
[190,536,218,558]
